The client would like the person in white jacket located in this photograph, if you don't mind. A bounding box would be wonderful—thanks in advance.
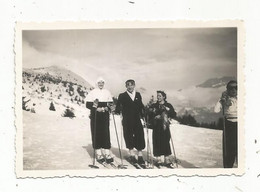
[86,77,114,164]
[214,80,237,168]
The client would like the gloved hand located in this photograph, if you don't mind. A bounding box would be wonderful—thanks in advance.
[109,105,116,112]
[220,91,228,104]
[93,99,99,108]
[96,107,105,112]
[93,102,98,108]
[165,106,170,111]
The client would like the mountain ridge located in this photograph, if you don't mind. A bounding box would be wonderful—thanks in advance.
[196,76,236,88]
[23,65,93,89]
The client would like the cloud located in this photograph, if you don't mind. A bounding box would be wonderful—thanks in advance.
[22,28,237,108]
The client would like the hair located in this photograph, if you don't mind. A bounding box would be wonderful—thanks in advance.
[226,80,237,89]
[125,79,135,86]
[157,90,167,100]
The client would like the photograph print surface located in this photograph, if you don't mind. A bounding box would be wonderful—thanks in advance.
[16,21,244,177]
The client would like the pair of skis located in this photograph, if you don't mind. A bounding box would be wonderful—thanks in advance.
[124,156,149,169]
[93,160,122,169]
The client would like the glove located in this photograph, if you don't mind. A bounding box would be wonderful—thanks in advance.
[220,91,228,104]
[165,107,170,111]
[96,107,104,112]
[109,104,116,113]
[93,99,99,108]
[93,102,98,108]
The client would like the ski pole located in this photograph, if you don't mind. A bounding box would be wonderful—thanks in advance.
[222,104,227,168]
[119,114,123,150]
[169,125,178,168]
[143,117,153,168]
[111,108,127,169]
[147,114,153,167]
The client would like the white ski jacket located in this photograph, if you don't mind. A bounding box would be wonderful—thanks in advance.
[214,96,237,122]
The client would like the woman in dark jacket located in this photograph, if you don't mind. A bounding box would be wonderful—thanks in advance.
[148,91,176,168]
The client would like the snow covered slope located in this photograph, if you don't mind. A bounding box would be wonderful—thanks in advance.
[23,110,223,170]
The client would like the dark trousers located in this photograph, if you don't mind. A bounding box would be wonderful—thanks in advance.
[90,111,111,149]
[122,118,145,151]
[152,119,171,156]
[223,119,237,168]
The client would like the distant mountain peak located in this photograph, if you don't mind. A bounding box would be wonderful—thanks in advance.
[23,65,92,89]
[138,87,147,93]
[196,76,236,88]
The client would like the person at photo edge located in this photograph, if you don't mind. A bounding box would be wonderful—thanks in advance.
[148,91,176,168]
[86,77,114,164]
[214,80,238,168]
[115,79,146,165]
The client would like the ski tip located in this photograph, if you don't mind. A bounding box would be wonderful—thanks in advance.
[88,165,99,169]
[118,165,128,169]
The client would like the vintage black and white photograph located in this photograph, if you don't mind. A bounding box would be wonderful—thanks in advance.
[15,21,244,177]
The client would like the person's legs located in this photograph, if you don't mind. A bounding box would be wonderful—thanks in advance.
[224,120,237,168]
[122,120,138,163]
[122,121,134,150]
[91,112,104,149]
[162,128,172,156]
[133,119,145,153]
[134,119,145,165]
[228,121,237,167]
[102,112,111,149]
[152,123,160,157]
[234,123,238,166]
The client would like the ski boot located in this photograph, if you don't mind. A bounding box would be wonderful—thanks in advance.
[164,158,175,169]
[154,161,163,169]
[96,155,105,164]
[129,155,138,164]
[137,156,146,168]
[105,154,114,164]
[164,162,175,169]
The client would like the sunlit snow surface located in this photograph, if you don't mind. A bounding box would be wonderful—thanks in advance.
[23,110,223,170]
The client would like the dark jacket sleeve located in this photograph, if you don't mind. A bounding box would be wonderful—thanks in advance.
[115,94,122,114]
[167,103,176,119]
[86,101,94,110]
[138,93,145,118]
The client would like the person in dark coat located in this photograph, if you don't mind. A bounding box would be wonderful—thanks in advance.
[115,79,146,165]
[148,91,176,168]
[86,77,114,163]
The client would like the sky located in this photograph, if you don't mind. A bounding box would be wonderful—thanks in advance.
[22,28,237,108]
